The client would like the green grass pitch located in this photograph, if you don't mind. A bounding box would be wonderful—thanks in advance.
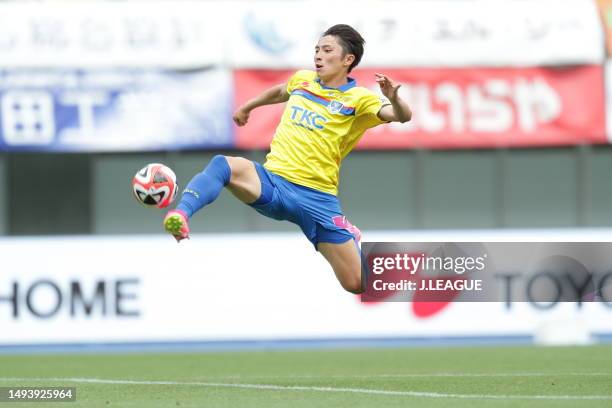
[0,345,611,407]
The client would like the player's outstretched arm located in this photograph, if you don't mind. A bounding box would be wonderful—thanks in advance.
[233,83,290,126]
[375,73,412,123]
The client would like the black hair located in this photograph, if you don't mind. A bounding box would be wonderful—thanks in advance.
[322,24,365,73]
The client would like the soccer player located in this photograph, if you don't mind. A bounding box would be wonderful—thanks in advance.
[164,24,411,294]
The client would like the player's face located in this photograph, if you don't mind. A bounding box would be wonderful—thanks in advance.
[314,35,353,79]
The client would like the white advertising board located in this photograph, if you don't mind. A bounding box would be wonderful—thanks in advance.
[226,0,604,68]
[0,2,223,68]
[0,0,603,69]
[0,231,610,345]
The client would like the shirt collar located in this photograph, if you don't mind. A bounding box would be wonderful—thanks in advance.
[316,76,357,92]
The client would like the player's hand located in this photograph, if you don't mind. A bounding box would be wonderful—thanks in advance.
[233,108,250,127]
[375,73,401,101]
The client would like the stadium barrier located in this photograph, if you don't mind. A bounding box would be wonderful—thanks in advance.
[0,230,610,348]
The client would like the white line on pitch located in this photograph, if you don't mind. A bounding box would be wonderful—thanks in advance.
[185,372,612,380]
[0,377,610,401]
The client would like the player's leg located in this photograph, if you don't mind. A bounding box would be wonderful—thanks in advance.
[224,156,261,203]
[288,187,364,293]
[318,239,362,294]
[177,155,261,213]
[164,155,261,240]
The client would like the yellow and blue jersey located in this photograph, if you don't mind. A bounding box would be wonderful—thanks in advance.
[264,70,389,195]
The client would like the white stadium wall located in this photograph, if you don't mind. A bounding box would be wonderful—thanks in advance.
[0,231,610,347]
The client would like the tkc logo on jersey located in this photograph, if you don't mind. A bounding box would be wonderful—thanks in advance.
[289,106,327,130]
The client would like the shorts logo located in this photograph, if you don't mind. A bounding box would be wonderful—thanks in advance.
[327,100,344,114]
[332,215,362,243]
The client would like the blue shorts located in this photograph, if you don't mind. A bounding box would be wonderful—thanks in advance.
[249,162,355,249]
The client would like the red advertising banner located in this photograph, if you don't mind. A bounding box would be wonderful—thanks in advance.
[234,67,606,149]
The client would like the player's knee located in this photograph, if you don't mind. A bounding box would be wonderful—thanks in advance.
[207,154,231,174]
[203,155,232,186]
[224,156,250,177]
[339,271,363,294]
[210,154,229,169]
[341,279,363,295]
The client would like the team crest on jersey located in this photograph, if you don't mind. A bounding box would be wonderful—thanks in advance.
[327,100,344,114]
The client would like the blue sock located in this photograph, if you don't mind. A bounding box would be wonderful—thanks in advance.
[176,155,231,218]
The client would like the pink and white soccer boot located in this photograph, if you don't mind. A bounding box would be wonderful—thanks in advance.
[163,209,190,243]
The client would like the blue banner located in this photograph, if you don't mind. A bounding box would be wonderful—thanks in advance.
[0,69,234,152]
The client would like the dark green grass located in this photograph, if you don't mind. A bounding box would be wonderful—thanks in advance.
[0,345,611,407]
